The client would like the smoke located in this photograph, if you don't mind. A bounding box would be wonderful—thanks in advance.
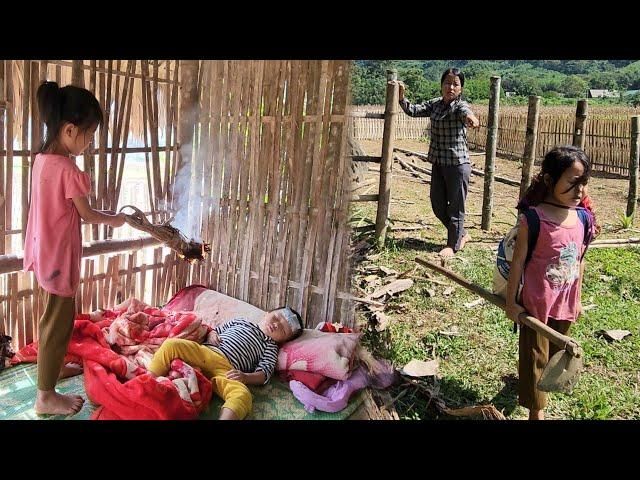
[168,140,201,242]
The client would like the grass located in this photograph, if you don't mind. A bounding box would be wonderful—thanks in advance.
[358,234,640,420]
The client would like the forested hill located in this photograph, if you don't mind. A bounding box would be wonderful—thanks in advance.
[352,60,640,105]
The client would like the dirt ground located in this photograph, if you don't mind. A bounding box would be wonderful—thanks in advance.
[354,138,637,243]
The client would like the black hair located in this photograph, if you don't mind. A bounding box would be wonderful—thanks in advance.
[440,68,465,88]
[36,81,103,154]
[270,306,305,340]
[517,145,592,212]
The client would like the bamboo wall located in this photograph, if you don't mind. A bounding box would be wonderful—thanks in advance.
[353,104,636,176]
[0,60,355,350]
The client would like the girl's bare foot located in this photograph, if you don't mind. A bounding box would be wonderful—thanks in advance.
[528,409,545,420]
[58,363,83,380]
[34,390,84,416]
[439,246,455,258]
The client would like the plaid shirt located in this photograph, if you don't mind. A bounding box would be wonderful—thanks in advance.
[399,97,474,166]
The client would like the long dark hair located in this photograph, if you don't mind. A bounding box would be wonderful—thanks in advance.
[517,145,591,212]
[36,81,103,153]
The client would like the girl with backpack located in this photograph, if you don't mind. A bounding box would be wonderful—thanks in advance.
[505,146,597,420]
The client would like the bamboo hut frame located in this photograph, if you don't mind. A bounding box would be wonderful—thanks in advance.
[0,60,356,350]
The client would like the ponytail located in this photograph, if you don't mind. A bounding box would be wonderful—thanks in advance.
[36,81,103,154]
[37,82,64,153]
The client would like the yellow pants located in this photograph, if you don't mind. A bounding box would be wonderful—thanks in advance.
[148,338,252,419]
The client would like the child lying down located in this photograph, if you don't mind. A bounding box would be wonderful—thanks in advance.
[147,307,304,420]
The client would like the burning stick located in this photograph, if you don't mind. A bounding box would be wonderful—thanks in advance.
[119,205,211,264]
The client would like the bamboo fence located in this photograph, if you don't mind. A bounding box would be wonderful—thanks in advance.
[0,60,355,350]
[353,104,639,176]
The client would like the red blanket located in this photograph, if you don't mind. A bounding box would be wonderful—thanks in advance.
[11,287,214,420]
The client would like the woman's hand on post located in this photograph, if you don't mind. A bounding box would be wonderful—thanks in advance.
[396,81,405,100]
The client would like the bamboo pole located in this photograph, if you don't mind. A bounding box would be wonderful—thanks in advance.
[0,61,5,256]
[4,61,13,254]
[627,116,640,218]
[481,76,501,231]
[71,60,85,88]
[572,99,588,150]
[520,95,541,200]
[21,61,30,245]
[374,69,398,247]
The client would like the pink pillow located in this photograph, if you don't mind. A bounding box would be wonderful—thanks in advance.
[276,329,361,381]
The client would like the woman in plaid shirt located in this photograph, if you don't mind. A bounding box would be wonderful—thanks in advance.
[398,68,480,258]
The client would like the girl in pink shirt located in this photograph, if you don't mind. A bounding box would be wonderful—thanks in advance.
[506,146,597,420]
[23,82,127,416]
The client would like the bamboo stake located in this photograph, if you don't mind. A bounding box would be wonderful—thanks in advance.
[375,69,398,247]
[481,76,501,231]
[114,60,136,206]
[572,99,588,150]
[627,116,639,219]
[21,60,30,245]
[5,61,13,254]
[0,60,6,256]
[520,95,541,200]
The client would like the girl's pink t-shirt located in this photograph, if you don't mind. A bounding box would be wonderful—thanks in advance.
[23,153,91,297]
[520,206,585,324]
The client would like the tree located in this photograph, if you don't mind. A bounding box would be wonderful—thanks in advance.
[588,71,618,90]
[561,75,588,98]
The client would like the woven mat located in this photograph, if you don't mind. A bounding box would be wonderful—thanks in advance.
[0,363,363,420]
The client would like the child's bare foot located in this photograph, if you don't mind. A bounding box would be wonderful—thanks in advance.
[439,246,455,258]
[458,233,472,251]
[35,390,84,416]
[58,363,83,380]
[528,409,545,420]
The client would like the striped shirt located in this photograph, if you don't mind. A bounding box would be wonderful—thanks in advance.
[399,97,474,167]
[205,319,279,384]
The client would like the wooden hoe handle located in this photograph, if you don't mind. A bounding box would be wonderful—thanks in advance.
[415,257,582,357]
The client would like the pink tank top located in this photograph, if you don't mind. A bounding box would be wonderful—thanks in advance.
[23,154,91,297]
[520,206,585,324]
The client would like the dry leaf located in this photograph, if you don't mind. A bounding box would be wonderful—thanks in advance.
[439,325,462,337]
[364,274,380,284]
[380,266,398,276]
[582,303,597,311]
[425,288,436,298]
[597,329,632,341]
[443,286,454,296]
[401,359,439,377]
[443,405,506,420]
[368,279,414,300]
[464,298,484,308]
[599,275,614,282]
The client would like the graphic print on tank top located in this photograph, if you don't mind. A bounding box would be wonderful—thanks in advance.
[545,241,580,291]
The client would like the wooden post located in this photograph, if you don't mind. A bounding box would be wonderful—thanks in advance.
[374,69,398,247]
[71,60,85,88]
[520,95,541,200]
[572,99,588,150]
[176,60,200,219]
[481,76,501,231]
[627,116,640,218]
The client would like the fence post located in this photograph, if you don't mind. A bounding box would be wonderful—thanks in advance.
[520,95,541,200]
[627,116,640,219]
[572,99,588,150]
[71,60,85,88]
[375,69,398,247]
[481,76,501,231]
